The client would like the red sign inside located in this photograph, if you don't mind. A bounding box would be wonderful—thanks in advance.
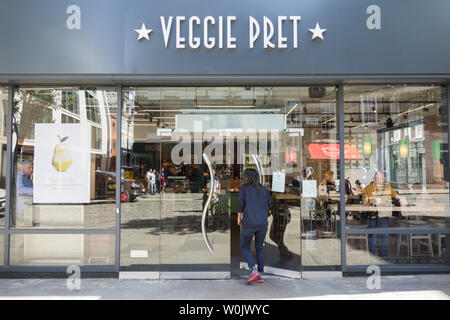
[285,149,298,163]
[308,143,362,160]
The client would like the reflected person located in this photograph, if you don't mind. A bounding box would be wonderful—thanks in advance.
[320,170,337,222]
[15,160,34,227]
[269,176,295,259]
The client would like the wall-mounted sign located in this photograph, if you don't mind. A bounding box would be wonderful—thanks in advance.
[285,149,298,164]
[308,143,362,160]
[135,16,326,48]
[432,140,443,159]
[157,128,173,136]
[34,123,91,204]
[1,1,450,75]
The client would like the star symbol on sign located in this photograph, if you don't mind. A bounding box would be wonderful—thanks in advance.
[135,23,153,41]
[309,22,327,40]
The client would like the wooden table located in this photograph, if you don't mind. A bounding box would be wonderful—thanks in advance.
[272,193,300,201]
[328,204,450,218]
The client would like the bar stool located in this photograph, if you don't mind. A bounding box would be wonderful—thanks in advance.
[347,233,369,254]
[347,219,370,259]
[397,233,433,259]
[397,218,434,260]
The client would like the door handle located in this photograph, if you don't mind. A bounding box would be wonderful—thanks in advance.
[202,152,214,254]
[252,154,264,185]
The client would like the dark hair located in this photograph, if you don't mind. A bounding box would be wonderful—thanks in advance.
[242,168,261,194]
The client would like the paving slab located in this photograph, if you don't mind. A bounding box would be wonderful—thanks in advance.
[0,274,449,300]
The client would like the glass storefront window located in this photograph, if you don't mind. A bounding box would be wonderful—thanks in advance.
[0,87,8,228]
[9,234,115,266]
[1,83,448,273]
[0,234,4,266]
[11,87,118,229]
[120,86,341,275]
[346,232,449,265]
[344,85,450,265]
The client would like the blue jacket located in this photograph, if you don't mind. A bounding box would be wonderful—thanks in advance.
[16,171,33,212]
[238,185,271,230]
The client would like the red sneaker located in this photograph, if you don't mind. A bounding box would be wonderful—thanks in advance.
[246,270,260,284]
[255,274,264,283]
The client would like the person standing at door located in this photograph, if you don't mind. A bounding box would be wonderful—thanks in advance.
[237,169,271,284]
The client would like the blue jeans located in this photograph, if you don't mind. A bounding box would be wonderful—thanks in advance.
[240,227,267,273]
[368,217,389,257]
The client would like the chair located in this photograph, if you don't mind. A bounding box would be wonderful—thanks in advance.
[347,233,369,256]
[397,233,433,260]
[346,215,370,258]
[397,216,434,261]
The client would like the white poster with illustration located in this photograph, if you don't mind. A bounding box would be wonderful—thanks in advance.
[34,123,91,203]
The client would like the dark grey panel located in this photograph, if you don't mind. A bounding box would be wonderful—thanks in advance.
[0,0,450,75]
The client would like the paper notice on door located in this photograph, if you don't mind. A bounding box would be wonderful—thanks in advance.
[302,180,317,198]
[272,171,286,193]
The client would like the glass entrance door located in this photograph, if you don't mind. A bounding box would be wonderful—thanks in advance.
[119,86,341,278]
[158,139,231,277]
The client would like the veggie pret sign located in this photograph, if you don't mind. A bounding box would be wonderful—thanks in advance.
[34,123,91,203]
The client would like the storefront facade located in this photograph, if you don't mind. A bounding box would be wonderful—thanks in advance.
[0,0,450,278]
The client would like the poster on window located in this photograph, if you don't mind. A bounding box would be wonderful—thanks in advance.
[33,123,91,203]
[272,171,286,193]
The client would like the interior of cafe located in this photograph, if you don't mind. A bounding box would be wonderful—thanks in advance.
[2,84,449,276]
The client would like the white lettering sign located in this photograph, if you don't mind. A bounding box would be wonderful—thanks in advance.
[149,16,306,48]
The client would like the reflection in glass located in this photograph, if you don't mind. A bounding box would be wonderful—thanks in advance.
[10,234,115,266]
[346,233,450,265]
[0,87,8,228]
[120,86,342,275]
[0,234,3,266]
[11,87,118,229]
[344,85,450,266]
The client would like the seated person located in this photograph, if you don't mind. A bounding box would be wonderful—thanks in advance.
[362,171,403,207]
[354,180,364,193]
[320,170,336,192]
[320,170,337,221]
[344,178,353,196]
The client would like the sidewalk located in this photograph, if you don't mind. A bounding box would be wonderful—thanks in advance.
[0,274,449,300]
